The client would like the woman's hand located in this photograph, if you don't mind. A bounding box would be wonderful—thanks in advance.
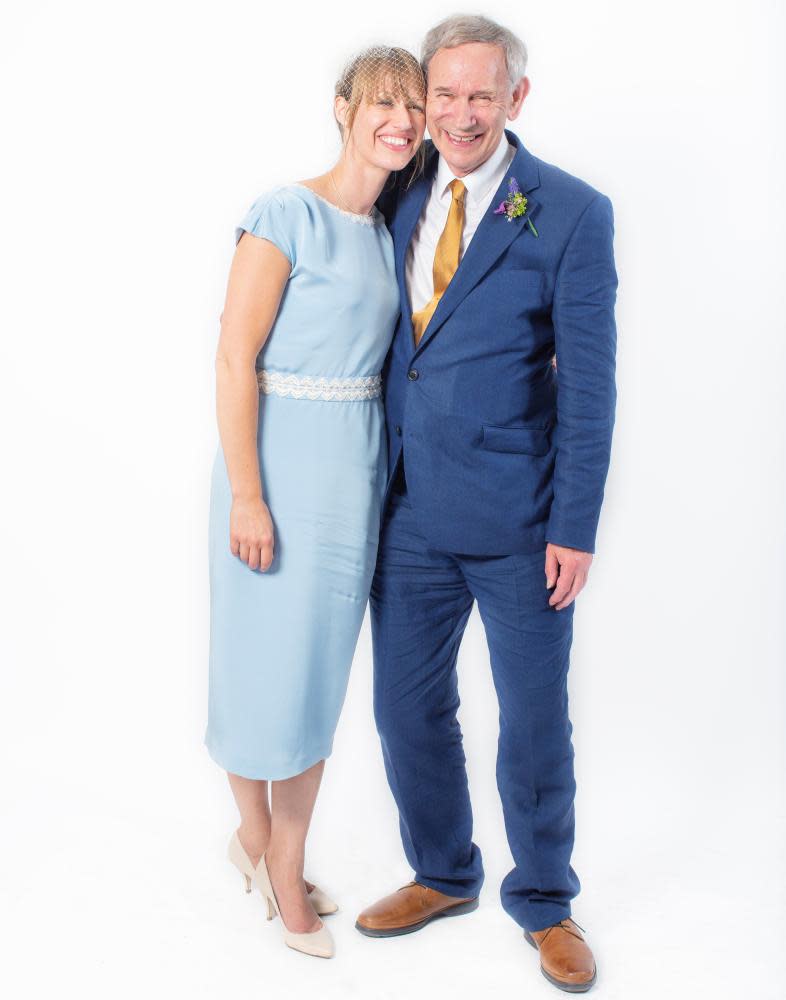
[230,495,275,571]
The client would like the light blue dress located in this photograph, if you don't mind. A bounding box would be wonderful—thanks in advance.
[204,183,400,780]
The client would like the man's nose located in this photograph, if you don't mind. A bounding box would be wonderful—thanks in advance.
[452,99,477,129]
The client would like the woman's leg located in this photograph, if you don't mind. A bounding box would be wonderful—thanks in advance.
[265,758,326,934]
[227,773,271,864]
[227,770,318,895]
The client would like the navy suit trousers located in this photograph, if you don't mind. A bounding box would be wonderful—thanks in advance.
[370,464,581,932]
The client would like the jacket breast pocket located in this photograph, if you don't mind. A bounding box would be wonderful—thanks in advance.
[480,423,552,456]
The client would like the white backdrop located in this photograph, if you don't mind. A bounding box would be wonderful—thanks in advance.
[1,1,784,998]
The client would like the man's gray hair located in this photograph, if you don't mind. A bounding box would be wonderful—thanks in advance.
[421,14,528,86]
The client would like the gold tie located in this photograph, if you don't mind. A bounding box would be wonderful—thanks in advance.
[411,178,466,347]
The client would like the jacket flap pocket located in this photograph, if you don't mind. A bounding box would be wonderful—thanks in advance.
[481,423,551,456]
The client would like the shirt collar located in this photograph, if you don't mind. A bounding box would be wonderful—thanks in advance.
[434,132,515,206]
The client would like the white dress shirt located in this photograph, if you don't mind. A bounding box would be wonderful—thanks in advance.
[405,133,517,315]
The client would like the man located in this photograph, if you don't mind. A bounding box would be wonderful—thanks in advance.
[357,14,617,995]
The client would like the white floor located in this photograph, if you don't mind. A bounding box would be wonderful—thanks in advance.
[4,678,784,1000]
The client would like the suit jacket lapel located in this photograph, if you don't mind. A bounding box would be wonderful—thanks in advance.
[391,148,438,341]
[411,129,542,359]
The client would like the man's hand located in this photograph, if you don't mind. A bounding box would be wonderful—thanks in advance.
[545,543,593,610]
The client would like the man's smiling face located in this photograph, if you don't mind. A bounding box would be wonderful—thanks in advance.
[425,42,528,177]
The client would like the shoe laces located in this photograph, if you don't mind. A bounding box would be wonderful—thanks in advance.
[557,917,585,939]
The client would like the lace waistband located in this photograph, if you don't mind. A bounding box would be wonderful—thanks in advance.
[256,369,382,401]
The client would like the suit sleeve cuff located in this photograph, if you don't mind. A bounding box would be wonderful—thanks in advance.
[545,510,598,554]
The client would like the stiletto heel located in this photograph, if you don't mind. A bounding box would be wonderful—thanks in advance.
[253,853,334,958]
[227,831,338,915]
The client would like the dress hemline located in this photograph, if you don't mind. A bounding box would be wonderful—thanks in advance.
[203,734,333,781]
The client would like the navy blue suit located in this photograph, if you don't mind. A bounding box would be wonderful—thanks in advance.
[370,129,617,931]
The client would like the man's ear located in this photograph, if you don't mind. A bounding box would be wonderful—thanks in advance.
[507,76,530,122]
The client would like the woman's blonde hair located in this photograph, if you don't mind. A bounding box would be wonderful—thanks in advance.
[334,45,427,189]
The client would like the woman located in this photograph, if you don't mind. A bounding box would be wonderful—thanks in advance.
[204,46,426,958]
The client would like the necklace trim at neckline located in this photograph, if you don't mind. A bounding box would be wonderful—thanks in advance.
[290,183,382,226]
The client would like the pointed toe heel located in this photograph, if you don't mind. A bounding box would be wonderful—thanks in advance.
[308,884,339,915]
[227,831,337,915]
[282,923,335,959]
[253,853,334,958]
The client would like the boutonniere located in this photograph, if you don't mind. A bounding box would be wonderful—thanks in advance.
[493,176,539,236]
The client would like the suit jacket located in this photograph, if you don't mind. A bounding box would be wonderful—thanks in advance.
[376,128,618,555]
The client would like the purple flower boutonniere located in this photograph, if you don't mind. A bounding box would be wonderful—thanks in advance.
[493,176,539,237]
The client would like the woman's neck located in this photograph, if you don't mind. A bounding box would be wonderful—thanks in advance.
[314,156,389,217]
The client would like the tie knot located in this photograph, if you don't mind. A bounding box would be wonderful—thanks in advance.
[448,178,466,202]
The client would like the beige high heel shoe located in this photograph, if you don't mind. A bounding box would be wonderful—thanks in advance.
[252,852,334,958]
[227,832,338,915]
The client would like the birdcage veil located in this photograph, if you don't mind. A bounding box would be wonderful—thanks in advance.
[334,45,427,188]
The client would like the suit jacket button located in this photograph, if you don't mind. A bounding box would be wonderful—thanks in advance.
[407,369,419,381]
[395,425,402,435]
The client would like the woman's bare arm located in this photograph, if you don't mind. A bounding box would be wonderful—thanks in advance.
[215,232,291,570]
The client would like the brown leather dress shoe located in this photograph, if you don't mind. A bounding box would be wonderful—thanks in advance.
[355,881,479,937]
[524,917,597,993]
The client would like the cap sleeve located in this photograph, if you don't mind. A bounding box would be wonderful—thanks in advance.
[234,188,301,267]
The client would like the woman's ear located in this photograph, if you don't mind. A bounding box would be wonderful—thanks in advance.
[334,95,348,131]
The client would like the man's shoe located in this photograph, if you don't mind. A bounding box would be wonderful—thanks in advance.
[524,917,597,993]
[355,880,479,937]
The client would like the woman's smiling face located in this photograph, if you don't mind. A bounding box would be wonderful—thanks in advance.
[337,71,426,171]
[425,42,528,176]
